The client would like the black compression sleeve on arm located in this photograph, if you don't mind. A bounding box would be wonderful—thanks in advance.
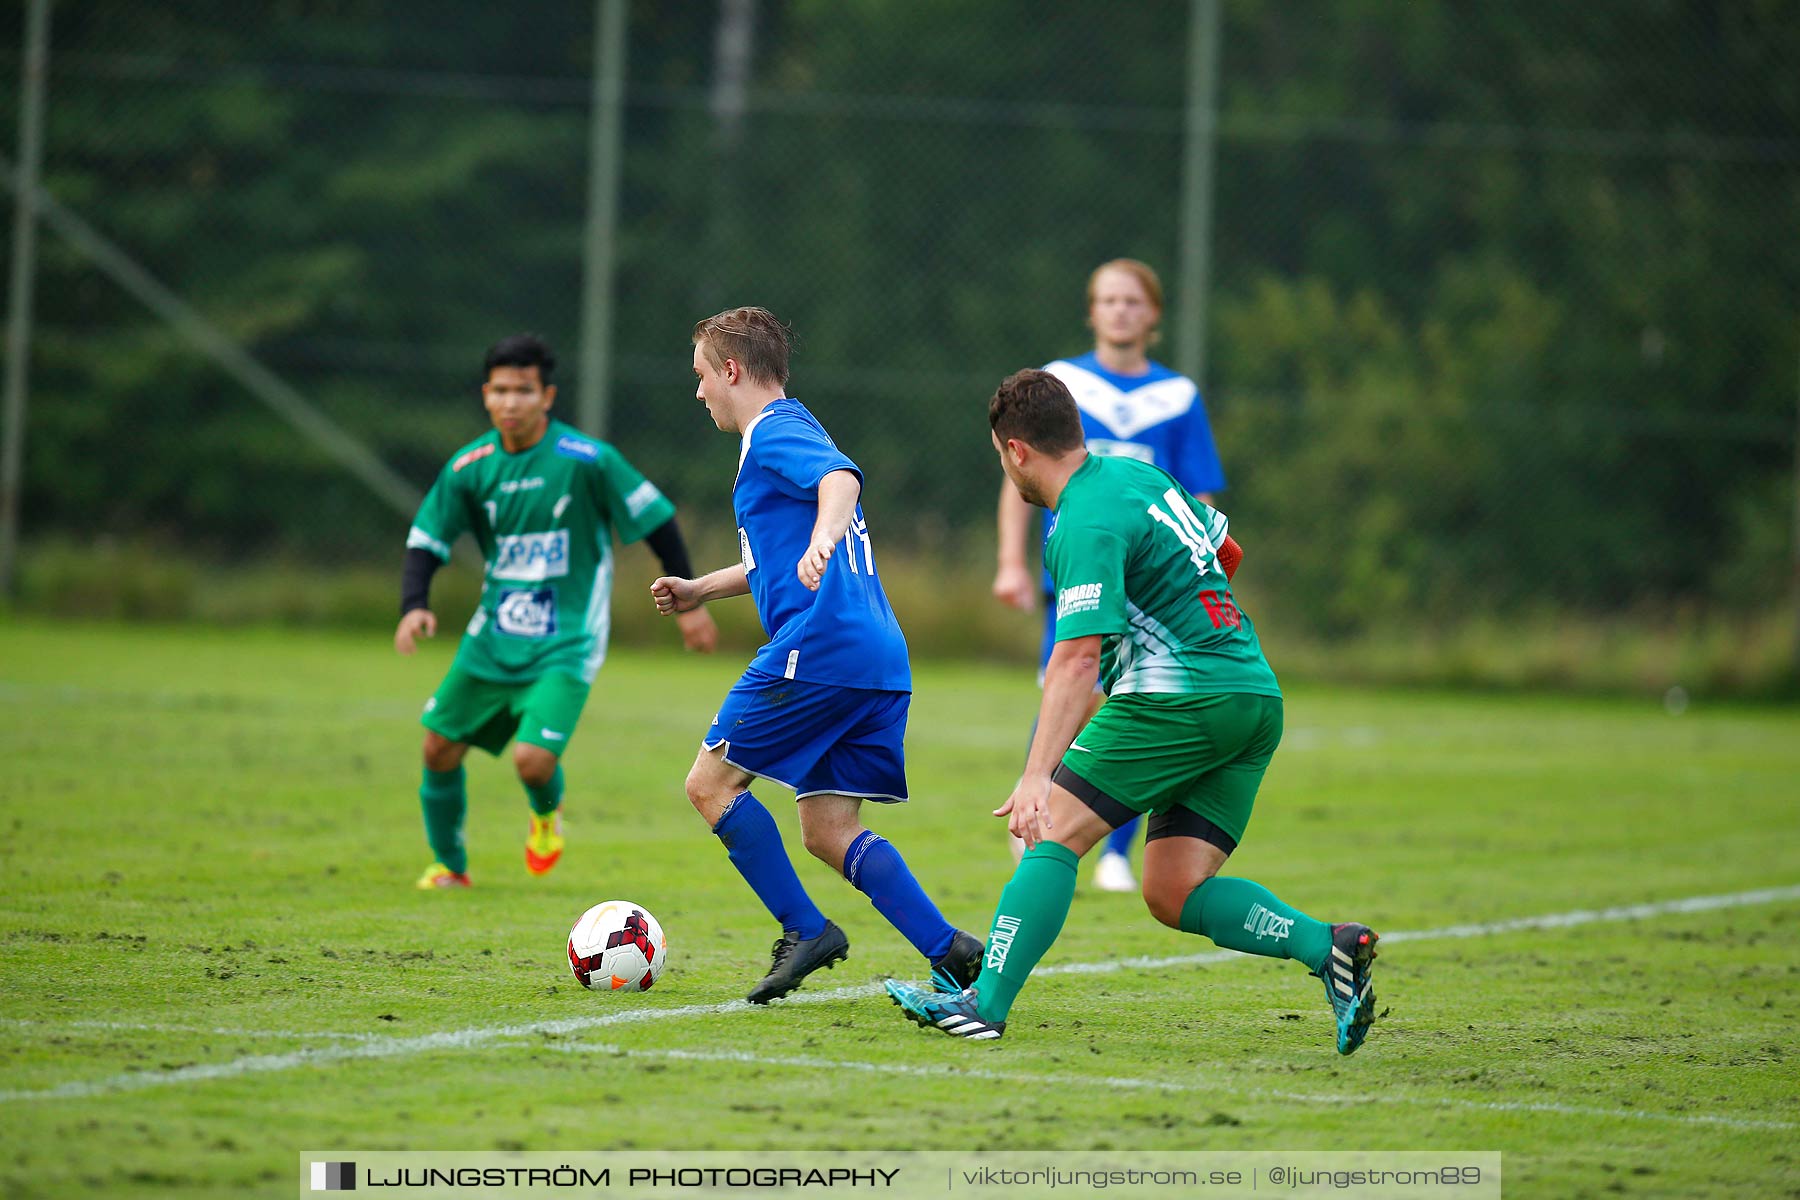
[643,516,695,582]
[401,547,444,616]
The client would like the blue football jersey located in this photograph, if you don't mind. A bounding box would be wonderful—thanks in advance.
[1037,352,1225,591]
[732,399,911,691]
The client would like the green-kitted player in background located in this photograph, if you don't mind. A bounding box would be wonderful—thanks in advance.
[395,334,718,888]
[888,368,1380,1052]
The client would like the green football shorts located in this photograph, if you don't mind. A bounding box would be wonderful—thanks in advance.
[1053,691,1284,853]
[421,666,591,757]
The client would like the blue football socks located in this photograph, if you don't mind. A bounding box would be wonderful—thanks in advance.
[842,829,957,961]
[713,792,828,939]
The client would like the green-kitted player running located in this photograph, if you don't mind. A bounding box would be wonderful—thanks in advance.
[395,334,717,888]
[888,368,1380,1052]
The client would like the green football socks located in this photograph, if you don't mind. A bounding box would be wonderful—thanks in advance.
[419,765,468,874]
[524,764,564,817]
[1179,876,1331,973]
[971,841,1079,1023]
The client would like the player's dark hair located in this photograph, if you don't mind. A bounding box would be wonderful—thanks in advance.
[484,333,556,386]
[989,368,1085,455]
[693,307,792,387]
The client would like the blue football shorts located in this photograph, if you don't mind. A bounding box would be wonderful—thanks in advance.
[703,669,910,802]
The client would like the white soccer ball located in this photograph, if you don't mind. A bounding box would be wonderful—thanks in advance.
[567,900,667,993]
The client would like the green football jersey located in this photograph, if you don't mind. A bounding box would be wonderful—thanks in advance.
[1045,454,1280,698]
[406,419,676,685]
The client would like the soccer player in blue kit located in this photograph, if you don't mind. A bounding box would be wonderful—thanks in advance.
[993,259,1227,893]
[652,307,983,1004]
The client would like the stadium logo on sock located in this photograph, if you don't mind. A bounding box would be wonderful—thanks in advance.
[1244,903,1293,942]
[310,1161,356,1191]
[985,915,1022,973]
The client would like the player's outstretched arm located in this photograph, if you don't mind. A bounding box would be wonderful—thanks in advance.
[798,469,861,591]
[652,563,750,615]
[642,515,718,652]
[993,478,1038,612]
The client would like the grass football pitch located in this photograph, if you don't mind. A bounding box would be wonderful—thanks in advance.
[1,621,1796,1198]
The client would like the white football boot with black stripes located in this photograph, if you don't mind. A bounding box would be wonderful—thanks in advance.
[886,980,1005,1040]
[1316,922,1380,1055]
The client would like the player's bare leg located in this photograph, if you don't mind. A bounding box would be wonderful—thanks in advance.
[1139,836,1229,927]
[513,742,557,787]
[683,743,752,826]
[795,794,863,871]
[421,732,461,772]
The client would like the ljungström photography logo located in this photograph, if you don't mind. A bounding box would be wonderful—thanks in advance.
[309,1161,355,1191]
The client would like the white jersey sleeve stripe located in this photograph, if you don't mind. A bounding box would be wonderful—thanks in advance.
[406,526,453,561]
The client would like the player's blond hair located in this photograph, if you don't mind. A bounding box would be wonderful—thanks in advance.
[693,307,793,388]
[1086,258,1164,346]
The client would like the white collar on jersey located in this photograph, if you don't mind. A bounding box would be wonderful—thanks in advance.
[1047,360,1197,440]
[737,405,778,478]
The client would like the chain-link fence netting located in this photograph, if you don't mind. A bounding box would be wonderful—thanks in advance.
[4,0,1797,649]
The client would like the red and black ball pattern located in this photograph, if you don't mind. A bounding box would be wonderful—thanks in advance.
[567,940,595,988]
[569,909,658,991]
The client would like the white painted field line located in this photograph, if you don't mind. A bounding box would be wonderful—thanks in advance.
[1032,882,1800,976]
[0,1019,386,1042]
[1378,884,1800,943]
[533,1041,1798,1134]
[3,883,1797,1106]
